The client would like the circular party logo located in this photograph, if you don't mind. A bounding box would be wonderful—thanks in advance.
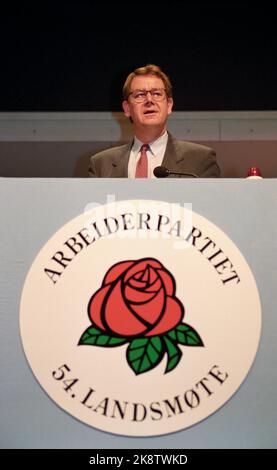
[20,200,261,436]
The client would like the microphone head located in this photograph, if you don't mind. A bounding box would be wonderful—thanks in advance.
[153,166,170,178]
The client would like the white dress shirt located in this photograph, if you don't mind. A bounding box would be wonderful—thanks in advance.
[128,131,168,178]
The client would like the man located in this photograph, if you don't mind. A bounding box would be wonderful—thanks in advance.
[89,64,220,178]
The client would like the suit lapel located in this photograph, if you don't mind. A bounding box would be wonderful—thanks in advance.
[161,134,183,175]
[110,142,133,177]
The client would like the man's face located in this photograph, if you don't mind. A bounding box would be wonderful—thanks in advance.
[122,74,173,132]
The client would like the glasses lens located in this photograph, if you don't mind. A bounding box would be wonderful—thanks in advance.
[132,91,146,102]
[151,89,165,101]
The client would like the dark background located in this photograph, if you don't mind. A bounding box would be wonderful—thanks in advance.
[1,1,276,111]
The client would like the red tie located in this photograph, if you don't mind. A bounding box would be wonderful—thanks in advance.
[135,144,149,178]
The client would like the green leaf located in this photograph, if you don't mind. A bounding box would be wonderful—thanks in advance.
[163,336,182,373]
[167,323,204,347]
[127,337,164,375]
[78,326,127,347]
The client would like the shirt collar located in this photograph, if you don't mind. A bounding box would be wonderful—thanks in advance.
[133,131,168,157]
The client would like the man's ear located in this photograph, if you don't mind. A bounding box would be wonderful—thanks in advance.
[167,97,174,116]
[122,100,131,118]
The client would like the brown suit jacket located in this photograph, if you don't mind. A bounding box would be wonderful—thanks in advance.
[88,134,220,178]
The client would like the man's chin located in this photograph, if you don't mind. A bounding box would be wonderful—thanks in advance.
[142,117,161,126]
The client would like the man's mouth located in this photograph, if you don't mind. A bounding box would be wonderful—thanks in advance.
[143,110,157,115]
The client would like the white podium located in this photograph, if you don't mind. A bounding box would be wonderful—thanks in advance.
[0,178,276,448]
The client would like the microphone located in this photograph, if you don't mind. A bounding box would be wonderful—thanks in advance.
[153,166,199,178]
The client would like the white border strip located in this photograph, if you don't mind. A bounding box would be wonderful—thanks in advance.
[0,111,277,141]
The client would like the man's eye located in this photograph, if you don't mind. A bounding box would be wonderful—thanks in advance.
[135,92,145,99]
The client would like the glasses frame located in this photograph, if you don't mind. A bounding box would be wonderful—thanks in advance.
[127,88,167,103]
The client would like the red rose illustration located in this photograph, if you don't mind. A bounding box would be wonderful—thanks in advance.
[88,258,184,337]
[80,257,203,375]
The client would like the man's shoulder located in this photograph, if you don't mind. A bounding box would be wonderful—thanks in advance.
[172,138,214,155]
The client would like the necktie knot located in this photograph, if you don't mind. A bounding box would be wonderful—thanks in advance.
[135,144,149,178]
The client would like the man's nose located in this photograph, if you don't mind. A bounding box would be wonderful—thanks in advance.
[145,91,154,103]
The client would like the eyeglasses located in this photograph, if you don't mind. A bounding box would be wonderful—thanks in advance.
[128,88,167,103]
